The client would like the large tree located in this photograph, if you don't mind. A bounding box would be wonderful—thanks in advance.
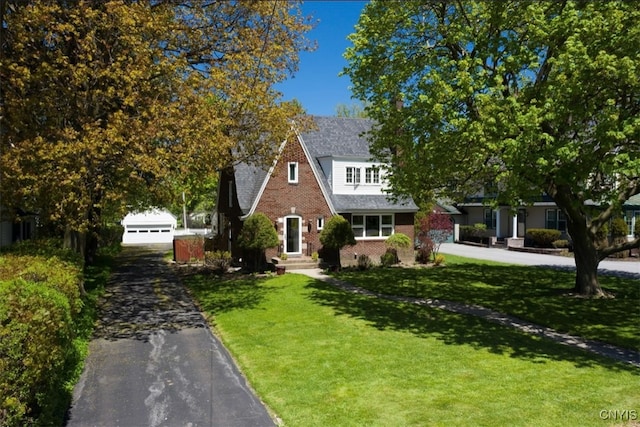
[344,0,640,296]
[0,0,312,261]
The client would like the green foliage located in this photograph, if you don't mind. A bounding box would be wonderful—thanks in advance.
[526,229,562,248]
[459,225,490,242]
[357,254,373,271]
[311,251,319,262]
[0,241,92,427]
[552,240,570,249]
[204,251,232,274]
[1,1,313,258]
[385,233,411,249]
[433,254,446,266]
[238,213,279,251]
[344,0,640,294]
[610,218,629,238]
[319,215,356,250]
[380,249,397,267]
[0,280,76,427]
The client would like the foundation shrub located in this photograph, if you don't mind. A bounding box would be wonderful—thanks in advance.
[204,250,232,274]
[357,254,373,271]
[525,228,562,248]
[380,249,398,267]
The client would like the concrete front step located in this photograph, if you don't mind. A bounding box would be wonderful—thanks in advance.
[271,257,319,270]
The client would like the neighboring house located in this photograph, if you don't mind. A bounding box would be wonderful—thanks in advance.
[121,209,177,245]
[458,191,640,243]
[0,206,37,248]
[214,116,418,265]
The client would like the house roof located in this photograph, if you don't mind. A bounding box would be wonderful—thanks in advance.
[625,193,640,208]
[299,116,418,213]
[234,162,270,215]
[233,116,418,215]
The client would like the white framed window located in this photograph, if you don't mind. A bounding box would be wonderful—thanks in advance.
[346,166,360,184]
[483,208,496,230]
[288,162,298,183]
[545,209,567,232]
[625,211,639,236]
[365,167,380,184]
[351,214,394,238]
[316,216,324,231]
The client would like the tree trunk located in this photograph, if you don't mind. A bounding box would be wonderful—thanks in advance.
[570,225,606,297]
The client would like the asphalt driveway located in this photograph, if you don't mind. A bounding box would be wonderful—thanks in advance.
[65,246,275,427]
[438,243,640,279]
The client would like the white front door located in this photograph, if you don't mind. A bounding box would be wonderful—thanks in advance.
[284,216,301,255]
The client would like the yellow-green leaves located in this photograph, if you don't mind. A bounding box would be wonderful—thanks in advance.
[1,1,312,246]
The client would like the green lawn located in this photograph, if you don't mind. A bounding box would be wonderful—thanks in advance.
[334,255,640,350]
[186,266,639,427]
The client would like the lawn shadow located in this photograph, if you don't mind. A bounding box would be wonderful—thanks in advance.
[332,264,640,351]
[186,273,274,315]
[304,272,639,373]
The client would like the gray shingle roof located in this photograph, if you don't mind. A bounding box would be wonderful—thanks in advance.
[234,162,269,215]
[234,116,417,215]
[301,116,376,159]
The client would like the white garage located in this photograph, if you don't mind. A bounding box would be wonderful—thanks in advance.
[121,209,177,245]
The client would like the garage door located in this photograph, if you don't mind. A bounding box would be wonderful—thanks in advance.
[122,224,175,244]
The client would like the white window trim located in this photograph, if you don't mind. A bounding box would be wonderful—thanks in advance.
[351,214,394,239]
[346,166,361,185]
[288,162,298,184]
[365,167,380,184]
[316,216,324,231]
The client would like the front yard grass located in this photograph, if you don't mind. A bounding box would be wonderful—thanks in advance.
[334,255,640,351]
[186,265,639,427]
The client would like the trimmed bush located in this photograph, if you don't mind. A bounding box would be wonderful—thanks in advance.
[525,229,562,248]
[0,280,76,427]
[433,254,446,266]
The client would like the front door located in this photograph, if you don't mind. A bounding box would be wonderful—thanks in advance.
[517,208,527,237]
[285,216,301,254]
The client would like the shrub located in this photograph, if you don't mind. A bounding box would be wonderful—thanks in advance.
[320,215,356,268]
[311,251,319,262]
[526,228,562,248]
[415,238,433,264]
[0,280,76,427]
[611,217,629,238]
[204,251,232,274]
[552,239,569,249]
[238,213,279,271]
[380,249,397,267]
[459,223,490,243]
[385,233,411,249]
[357,254,373,270]
[433,254,446,266]
[280,253,288,261]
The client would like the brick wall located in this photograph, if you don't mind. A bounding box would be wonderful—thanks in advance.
[254,136,332,260]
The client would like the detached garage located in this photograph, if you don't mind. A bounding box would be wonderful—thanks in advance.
[122,209,177,245]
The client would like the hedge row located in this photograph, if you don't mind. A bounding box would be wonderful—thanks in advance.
[0,241,84,427]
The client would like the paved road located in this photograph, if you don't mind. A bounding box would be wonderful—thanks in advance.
[438,243,640,279]
[66,246,275,427]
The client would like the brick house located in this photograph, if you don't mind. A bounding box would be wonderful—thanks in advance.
[213,116,418,266]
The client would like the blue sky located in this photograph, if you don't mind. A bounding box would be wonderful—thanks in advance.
[275,1,368,117]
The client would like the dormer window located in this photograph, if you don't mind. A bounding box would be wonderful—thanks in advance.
[346,166,360,184]
[365,167,380,184]
[288,162,298,183]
